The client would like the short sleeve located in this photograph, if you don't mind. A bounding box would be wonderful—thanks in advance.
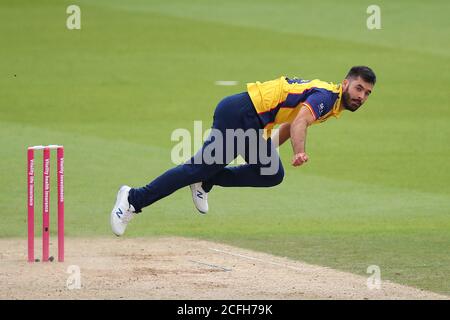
[302,92,335,120]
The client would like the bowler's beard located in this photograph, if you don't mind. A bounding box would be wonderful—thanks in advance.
[342,90,359,112]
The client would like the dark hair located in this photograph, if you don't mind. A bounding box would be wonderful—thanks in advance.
[346,66,376,84]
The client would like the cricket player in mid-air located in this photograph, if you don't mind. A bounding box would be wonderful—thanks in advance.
[110,66,376,236]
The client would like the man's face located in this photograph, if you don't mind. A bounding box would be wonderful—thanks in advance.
[341,76,374,112]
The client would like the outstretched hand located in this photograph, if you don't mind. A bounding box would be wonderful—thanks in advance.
[292,152,309,167]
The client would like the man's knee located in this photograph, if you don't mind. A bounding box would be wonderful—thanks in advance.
[261,163,284,186]
[272,164,284,186]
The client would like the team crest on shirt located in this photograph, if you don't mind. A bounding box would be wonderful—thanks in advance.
[318,103,325,115]
[285,77,311,84]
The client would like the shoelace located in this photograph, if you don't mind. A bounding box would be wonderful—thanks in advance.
[198,186,207,199]
[121,207,135,223]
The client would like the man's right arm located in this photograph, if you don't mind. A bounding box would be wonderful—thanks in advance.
[290,105,316,166]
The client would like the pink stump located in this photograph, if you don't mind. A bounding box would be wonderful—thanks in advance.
[57,147,64,262]
[42,147,50,262]
[27,148,35,262]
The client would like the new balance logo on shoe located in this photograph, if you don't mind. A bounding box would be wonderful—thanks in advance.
[115,208,123,219]
[190,183,209,214]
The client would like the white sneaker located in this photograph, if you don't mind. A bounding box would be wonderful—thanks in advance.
[190,182,208,214]
[110,185,137,236]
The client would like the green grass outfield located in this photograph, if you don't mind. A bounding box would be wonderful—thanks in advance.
[1,0,449,295]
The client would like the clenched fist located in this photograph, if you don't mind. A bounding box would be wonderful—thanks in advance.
[292,152,309,167]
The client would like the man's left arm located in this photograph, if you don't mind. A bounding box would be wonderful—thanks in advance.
[271,123,291,148]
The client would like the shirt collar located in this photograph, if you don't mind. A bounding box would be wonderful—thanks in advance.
[332,84,345,117]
